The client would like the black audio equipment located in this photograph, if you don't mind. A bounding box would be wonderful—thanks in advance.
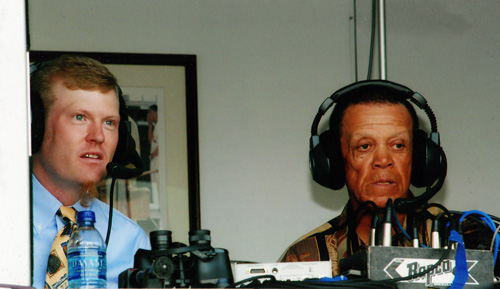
[339,246,494,289]
[119,229,233,288]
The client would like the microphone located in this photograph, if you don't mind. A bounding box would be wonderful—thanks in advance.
[106,137,145,179]
[382,199,393,247]
[412,226,419,248]
[106,162,144,179]
[369,213,379,247]
[412,220,419,248]
[431,219,440,249]
[394,152,447,212]
[104,143,145,246]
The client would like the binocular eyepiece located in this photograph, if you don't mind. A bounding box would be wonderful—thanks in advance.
[119,229,233,288]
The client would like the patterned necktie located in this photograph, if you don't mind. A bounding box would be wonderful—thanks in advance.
[45,206,78,289]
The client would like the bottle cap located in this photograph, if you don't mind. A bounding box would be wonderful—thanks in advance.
[77,210,96,223]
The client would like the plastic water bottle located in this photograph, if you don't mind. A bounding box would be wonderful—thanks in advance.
[68,210,107,288]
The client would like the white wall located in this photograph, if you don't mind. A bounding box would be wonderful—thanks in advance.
[0,0,30,285]
[26,0,500,265]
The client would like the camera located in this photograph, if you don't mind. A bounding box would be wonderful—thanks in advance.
[119,229,234,288]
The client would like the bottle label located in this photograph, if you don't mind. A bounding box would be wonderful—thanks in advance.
[68,246,107,287]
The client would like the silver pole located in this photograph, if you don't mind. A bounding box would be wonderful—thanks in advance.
[379,0,387,79]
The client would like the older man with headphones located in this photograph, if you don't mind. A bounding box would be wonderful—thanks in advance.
[279,80,448,277]
[30,55,151,289]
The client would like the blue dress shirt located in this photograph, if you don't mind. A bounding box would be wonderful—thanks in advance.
[32,175,152,289]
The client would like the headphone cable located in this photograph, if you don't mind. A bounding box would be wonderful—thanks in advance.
[105,177,116,247]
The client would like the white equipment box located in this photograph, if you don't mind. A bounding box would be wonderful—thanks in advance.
[232,261,332,282]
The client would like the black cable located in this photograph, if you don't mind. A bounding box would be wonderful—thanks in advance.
[427,203,453,246]
[234,276,398,288]
[449,211,489,229]
[347,200,381,255]
[450,210,500,226]
[232,275,277,288]
[366,0,377,80]
[419,206,437,247]
[488,214,500,224]
[353,0,358,81]
[275,279,398,288]
[389,206,410,246]
[105,177,116,247]
[394,151,447,213]
[386,198,430,247]
[426,202,450,214]
[431,206,452,229]
[353,200,381,220]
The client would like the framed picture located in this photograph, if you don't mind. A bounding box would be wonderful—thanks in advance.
[29,51,200,244]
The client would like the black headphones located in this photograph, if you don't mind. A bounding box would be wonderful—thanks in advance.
[30,63,144,180]
[309,80,447,211]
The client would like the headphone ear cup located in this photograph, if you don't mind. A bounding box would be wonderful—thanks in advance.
[309,130,345,190]
[112,119,132,166]
[107,118,145,179]
[30,92,45,154]
[424,137,446,186]
[411,129,427,187]
[411,129,446,188]
[113,88,138,166]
